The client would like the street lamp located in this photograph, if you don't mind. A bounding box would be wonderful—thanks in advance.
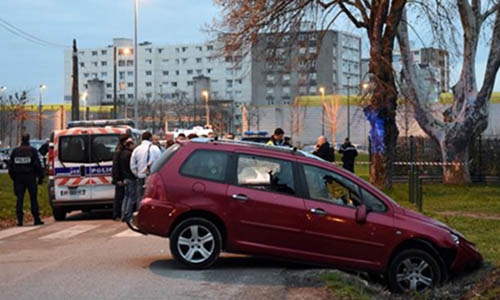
[81,91,88,120]
[38,84,46,139]
[201,90,210,127]
[318,86,325,136]
[134,0,139,127]
[347,75,350,140]
[114,46,132,119]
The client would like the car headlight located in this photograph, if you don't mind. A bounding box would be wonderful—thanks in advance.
[450,232,460,245]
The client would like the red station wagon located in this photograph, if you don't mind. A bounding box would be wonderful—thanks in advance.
[129,139,482,293]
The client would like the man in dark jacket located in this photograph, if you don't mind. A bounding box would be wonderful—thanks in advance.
[9,133,44,226]
[120,138,137,222]
[339,138,358,172]
[267,128,291,147]
[111,134,129,220]
[313,136,335,162]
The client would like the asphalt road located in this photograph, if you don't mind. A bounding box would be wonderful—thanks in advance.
[0,212,329,300]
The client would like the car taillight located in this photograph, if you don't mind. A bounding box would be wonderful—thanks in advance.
[47,147,54,176]
[144,174,161,200]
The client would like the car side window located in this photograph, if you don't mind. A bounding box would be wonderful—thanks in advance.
[303,165,361,208]
[236,154,295,195]
[360,188,387,213]
[180,150,229,182]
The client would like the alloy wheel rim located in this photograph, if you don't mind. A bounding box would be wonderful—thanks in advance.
[395,256,434,291]
[177,224,215,263]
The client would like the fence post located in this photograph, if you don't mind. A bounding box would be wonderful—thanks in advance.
[408,136,416,203]
[417,177,423,212]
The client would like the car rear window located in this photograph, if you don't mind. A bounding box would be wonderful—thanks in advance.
[59,134,119,163]
[150,143,181,174]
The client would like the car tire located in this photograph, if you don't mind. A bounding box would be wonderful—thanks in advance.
[388,249,442,293]
[169,218,221,269]
[52,207,66,221]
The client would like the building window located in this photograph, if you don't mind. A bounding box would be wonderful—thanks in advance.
[146,93,152,98]
[145,70,152,76]
[267,88,274,95]
[146,82,152,87]
[79,51,85,56]
[196,46,202,51]
[80,62,85,67]
[182,58,188,63]
[101,50,107,55]
[226,80,233,88]
[128,94,133,99]
[83,84,88,89]
[163,71,169,76]
[127,82,133,87]
[84,73,89,78]
[266,74,274,81]
[187,81,193,86]
[127,71,133,76]
[175,48,180,53]
[206,45,213,51]
[101,72,107,78]
[119,94,125,100]
[162,59,169,65]
[171,82,177,87]
[106,83,112,88]
[182,47,188,52]
[145,48,152,53]
[145,59,152,64]
[283,87,290,94]
[126,60,134,66]
[187,69,193,75]
[175,70,180,75]
[162,82,168,86]
[309,47,317,54]
[101,61,107,66]
[196,69,203,75]
[282,73,291,81]
[299,86,307,94]
[92,62,98,67]
[309,86,317,93]
[207,68,212,73]
[106,94,112,99]
[175,58,180,64]
[119,72,125,80]
[92,51,98,56]
[196,57,202,63]
[226,68,233,76]
[158,48,163,53]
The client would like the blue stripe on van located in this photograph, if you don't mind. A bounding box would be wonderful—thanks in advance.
[55,165,112,176]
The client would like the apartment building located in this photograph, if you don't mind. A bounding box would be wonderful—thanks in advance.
[63,38,252,106]
[251,30,362,105]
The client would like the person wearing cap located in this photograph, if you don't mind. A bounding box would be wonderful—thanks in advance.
[111,134,130,220]
[266,128,291,147]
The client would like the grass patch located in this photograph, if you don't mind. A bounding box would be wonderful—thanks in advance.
[323,272,374,300]
[0,174,52,222]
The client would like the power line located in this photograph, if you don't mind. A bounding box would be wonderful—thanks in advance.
[0,17,70,49]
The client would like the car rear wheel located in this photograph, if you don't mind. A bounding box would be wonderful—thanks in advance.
[170,218,221,269]
[52,207,66,221]
[388,249,442,293]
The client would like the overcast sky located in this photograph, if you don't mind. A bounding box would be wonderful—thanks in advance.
[1,0,499,104]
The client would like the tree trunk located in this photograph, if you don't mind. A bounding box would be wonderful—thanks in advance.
[441,137,470,184]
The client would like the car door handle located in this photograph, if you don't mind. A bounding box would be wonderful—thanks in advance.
[310,208,327,216]
[232,194,249,201]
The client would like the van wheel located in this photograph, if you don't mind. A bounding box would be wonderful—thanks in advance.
[388,249,441,293]
[169,218,221,269]
[52,207,66,221]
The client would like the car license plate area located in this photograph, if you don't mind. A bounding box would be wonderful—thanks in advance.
[60,189,86,196]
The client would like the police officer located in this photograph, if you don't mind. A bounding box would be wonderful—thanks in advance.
[8,133,45,226]
[339,137,358,173]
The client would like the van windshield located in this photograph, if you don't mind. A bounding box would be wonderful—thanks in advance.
[59,134,119,163]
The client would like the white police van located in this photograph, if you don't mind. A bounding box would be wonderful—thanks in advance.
[47,119,142,220]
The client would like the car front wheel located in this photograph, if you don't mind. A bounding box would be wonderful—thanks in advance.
[388,249,442,293]
[169,218,221,269]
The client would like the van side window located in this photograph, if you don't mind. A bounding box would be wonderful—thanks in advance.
[90,135,119,162]
[180,150,229,182]
[236,154,295,195]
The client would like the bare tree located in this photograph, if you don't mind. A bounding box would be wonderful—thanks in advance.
[289,98,307,141]
[323,94,343,145]
[397,1,500,184]
[8,91,31,145]
[214,0,407,188]
[170,91,193,129]
[0,92,12,146]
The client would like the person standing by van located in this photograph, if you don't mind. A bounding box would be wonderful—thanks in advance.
[111,134,129,221]
[121,138,137,222]
[8,133,44,226]
[130,131,161,207]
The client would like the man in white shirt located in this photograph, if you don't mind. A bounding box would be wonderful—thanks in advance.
[130,131,161,207]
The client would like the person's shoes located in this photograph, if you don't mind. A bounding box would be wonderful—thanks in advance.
[34,220,45,226]
[17,222,23,227]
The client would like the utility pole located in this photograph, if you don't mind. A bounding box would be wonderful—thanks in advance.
[113,46,117,119]
[71,39,80,121]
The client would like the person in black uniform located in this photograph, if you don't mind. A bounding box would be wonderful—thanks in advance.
[8,133,45,226]
[111,134,130,221]
[338,138,358,172]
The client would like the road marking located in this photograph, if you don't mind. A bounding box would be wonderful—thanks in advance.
[0,226,40,240]
[112,229,144,237]
[39,225,100,240]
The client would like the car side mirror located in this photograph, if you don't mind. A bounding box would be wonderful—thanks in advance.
[355,204,368,224]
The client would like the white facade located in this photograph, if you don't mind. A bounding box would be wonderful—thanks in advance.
[64,38,252,105]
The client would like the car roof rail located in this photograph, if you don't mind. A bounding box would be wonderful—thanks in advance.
[67,119,135,128]
[190,138,307,157]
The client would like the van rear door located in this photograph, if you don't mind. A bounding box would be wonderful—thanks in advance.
[88,133,120,200]
[55,134,93,201]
